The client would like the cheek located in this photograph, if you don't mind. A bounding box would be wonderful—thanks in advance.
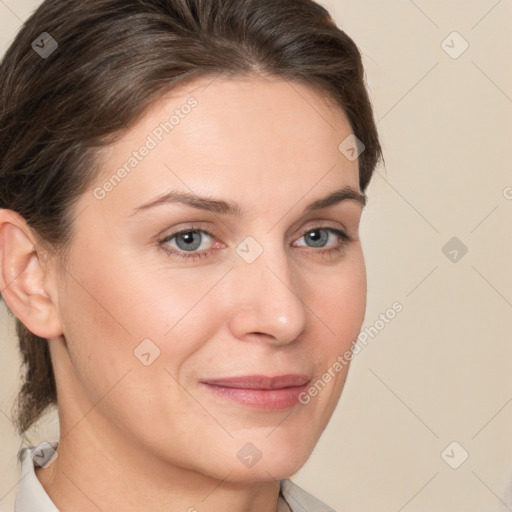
[309,248,367,345]
[57,249,229,409]
[56,260,210,438]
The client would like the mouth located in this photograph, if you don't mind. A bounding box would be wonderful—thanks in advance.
[199,374,311,411]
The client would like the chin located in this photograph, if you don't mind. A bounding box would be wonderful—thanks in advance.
[210,439,315,484]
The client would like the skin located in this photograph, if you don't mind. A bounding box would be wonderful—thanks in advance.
[0,74,367,512]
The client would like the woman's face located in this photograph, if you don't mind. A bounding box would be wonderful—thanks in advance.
[49,74,366,482]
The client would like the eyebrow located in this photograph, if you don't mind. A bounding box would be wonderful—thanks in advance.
[129,185,366,217]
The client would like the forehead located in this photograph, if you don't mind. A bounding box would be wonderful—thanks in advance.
[99,73,353,163]
[87,74,359,217]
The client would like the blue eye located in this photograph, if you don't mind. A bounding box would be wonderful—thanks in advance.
[295,227,351,249]
[159,227,352,261]
[160,229,213,261]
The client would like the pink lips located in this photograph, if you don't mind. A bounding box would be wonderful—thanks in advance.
[200,374,311,410]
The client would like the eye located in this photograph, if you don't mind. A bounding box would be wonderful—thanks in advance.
[293,227,352,252]
[160,229,215,261]
[159,226,353,261]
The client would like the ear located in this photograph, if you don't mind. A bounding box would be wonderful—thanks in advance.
[0,209,63,339]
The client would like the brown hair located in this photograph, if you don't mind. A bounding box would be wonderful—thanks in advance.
[0,0,384,438]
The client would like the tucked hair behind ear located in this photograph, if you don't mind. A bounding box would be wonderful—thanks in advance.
[0,0,384,441]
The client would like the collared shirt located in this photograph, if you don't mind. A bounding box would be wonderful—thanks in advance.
[11,444,337,512]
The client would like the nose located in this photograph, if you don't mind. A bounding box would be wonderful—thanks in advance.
[227,242,308,346]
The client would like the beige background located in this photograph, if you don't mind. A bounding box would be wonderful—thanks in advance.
[1,0,511,511]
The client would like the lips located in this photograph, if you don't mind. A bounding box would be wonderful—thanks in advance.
[199,374,311,410]
[201,374,311,389]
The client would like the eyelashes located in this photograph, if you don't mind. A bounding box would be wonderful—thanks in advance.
[159,226,353,262]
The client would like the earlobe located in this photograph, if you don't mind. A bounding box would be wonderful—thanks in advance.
[0,209,63,339]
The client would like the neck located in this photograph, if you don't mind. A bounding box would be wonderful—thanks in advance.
[35,426,283,512]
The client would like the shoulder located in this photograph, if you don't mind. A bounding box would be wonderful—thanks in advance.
[280,478,338,512]
[11,442,60,512]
